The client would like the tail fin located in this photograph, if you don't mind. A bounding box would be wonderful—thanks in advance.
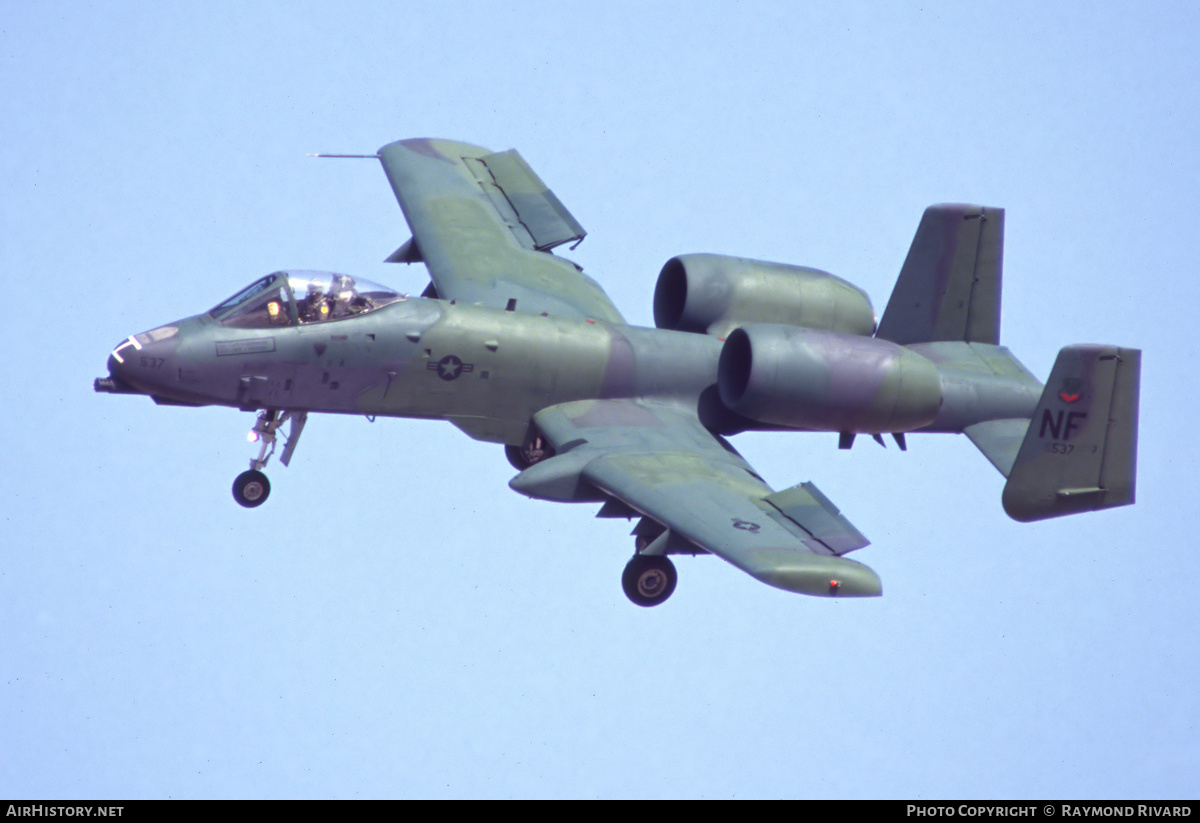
[876,204,1003,345]
[1002,345,1141,522]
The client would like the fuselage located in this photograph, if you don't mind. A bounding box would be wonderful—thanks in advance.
[101,270,1044,446]
[105,293,728,445]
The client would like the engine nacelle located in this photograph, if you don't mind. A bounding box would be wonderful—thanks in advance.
[653,254,876,339]
[718,324,943,433]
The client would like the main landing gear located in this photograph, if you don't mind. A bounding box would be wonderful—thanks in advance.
[232,409,307,508]
[619,521,689,606]
[504,430,553,471]
[622,554,677,607]
[505,432,683,607]
[617,519,702,606]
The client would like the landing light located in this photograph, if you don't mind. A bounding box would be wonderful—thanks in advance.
[247,431,260,443]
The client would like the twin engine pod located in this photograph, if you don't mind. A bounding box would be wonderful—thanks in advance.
[653,252,942,433]
[718,324,943,433]
[654,254,876,339]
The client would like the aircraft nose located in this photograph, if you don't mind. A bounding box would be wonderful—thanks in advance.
[107,335,144,378]
[102,326,181,393]
[95,337,147,395]
[106,346,128,378]
[109,339,146,375]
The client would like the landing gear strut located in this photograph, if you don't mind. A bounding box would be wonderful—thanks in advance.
[622,554,677,607]
[231,409,306,508]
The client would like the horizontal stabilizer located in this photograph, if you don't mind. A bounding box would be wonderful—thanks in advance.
[964,418,1031,477]
[1002,345,1140,521]
[877,204,1003,345]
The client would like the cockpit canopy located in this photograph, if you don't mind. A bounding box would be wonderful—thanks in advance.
[210,271,406,328]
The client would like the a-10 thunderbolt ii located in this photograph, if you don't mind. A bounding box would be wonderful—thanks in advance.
[95,138,1140,606]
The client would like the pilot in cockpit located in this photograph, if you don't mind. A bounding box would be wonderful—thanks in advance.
[266,297,288,325]
[330,274,374,318]
[301,281,331,323]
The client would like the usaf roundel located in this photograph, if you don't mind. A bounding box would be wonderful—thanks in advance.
[428,354,475,381]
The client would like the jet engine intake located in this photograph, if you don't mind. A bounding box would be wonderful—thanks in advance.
[718,324,942,433]
[653,254,875,339]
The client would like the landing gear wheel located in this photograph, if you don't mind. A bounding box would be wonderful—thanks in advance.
[505,434,552,471]
[622,554,677,607]
[232,469,270,508]
[505,444,532,471]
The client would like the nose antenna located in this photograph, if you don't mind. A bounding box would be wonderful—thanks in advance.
[307,153,380,159]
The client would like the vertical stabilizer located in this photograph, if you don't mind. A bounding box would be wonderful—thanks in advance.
[877,204,1003,345]
[1002,345,1140,522]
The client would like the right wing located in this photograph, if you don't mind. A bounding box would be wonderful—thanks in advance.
[510,399,881,597]
[376,138,625,323]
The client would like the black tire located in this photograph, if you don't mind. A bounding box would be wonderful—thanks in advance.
[621,554,677,607]
[505,436,552,471]
[232,469,270,508]
[505,444,531,471]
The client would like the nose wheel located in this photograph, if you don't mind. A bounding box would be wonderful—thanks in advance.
[232,469,271,508]
[231,409,306,508]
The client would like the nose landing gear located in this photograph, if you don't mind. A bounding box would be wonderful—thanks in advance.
[233,469,270,507]
[232,409,306,508]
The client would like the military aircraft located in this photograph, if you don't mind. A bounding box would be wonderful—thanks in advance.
[96,138,1140,606]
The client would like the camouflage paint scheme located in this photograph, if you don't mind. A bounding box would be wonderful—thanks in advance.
[96,138,1141,606]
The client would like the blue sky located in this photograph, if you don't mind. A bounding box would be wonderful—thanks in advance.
[3,1,1197,798]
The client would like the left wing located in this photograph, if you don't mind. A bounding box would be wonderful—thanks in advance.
[510,399,881,597]
[376,138,625,323]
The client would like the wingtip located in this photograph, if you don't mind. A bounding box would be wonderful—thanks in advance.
[757,555,882,598]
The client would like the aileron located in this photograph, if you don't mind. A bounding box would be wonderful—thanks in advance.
[763,481,869,555]
[469,149,586,251]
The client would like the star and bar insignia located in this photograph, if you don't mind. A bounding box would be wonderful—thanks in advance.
[428,354,475,381]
